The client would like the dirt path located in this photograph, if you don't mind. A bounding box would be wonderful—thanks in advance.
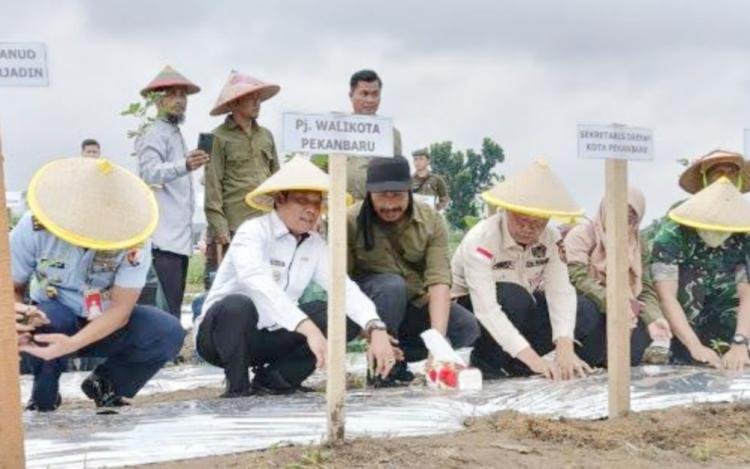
[133,402,750,468]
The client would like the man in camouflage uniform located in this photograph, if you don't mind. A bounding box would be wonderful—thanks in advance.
[204,71,281,289]
[411,148,450,211]
[652,178,750,371]
[643,149,749,255]
[347,69,403,200]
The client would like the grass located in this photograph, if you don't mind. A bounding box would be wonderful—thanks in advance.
[186,253,205,287]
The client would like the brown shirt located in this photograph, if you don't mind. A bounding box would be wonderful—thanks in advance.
[347,200,451,306]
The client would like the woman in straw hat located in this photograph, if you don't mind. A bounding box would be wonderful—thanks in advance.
[651,178,750,371]
[203,71,281,292]
[12,158,185,411]
[194,157,397,397]
[565,188,673,366]
[451,159,603,381]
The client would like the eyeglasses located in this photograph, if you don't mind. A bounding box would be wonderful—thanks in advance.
[286,193,324,210]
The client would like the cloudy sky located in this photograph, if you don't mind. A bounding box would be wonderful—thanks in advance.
[2,0,750,223]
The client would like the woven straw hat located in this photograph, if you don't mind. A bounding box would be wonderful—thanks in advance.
[140,65,200,97]
[27,158,159,250]
[679,149,750,194]
[669,177,750,232]
[210,71,280,116]
[482,158,583,219]
[245,156,350,211]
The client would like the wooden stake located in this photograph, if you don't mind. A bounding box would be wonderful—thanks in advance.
[605,159,631,418]
[0,129,27,468]
[326,153,347,442]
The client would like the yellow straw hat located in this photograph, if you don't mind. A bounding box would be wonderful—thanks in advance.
[245,156,351,211]
[678,149,750,194]
[27,158,158,250]
[668,177,750,232]
[482,158,583,219]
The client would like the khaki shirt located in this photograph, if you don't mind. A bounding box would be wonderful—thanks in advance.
[347,127,403,200]
[347,200,451,306]
[451,212,576,356]
[205,116,279,236]
[412,172,449,209]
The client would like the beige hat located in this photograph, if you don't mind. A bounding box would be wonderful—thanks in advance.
[210,71,280,116]
[140,65,200,97]
[669,177,750,232]
[245,156,351,211]
[27,158,158,250]
[482,158,583,219]
[679,149,750,194]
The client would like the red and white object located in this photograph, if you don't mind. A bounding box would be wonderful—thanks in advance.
[421,329,482,391]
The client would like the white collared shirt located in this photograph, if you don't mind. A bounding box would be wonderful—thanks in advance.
[195,211,379,338]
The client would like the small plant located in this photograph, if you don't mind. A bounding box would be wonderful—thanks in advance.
[286,447,330,469]
[687,444,712,462]
[709,338,730,355]
[120,91,164,142]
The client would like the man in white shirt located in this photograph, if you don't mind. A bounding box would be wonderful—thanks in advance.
[194,157,396,397]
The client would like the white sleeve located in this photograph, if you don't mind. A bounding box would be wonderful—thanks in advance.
[314,242,379,329]
[544,235,577,341]
[230,225,308,332]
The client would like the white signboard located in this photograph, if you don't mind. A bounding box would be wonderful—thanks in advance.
[283,112,393,157]
[0,42,48,87]
[577,124,653,161]
[744,129,750,159]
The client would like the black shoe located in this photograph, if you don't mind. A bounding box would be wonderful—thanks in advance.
[25,393,62,412]
[251,366,304,395]
[219,388,254,398]
[81,371,130,408]
[469,351,507,380]
[367,360,414,388]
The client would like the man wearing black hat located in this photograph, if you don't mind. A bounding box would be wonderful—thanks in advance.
[347,155,480,386]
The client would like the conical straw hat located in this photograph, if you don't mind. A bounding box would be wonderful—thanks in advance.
[210,71,280,116]
[140,65,200,97]
[679,149,750,194]
[245,156,351,211]
[669,177,750,232]
[27,158,159,250]
[482,158,583,219]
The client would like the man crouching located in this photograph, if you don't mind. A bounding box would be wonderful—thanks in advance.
[194,156,396,397]
[13,157,185,411]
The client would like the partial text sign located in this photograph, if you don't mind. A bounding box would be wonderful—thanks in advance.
[283,112,393,157]
[578,124,653,161]
[0,43,48,87]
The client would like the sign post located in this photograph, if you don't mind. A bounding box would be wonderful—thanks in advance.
[578,123,654,418]
[283,112,393,442]
[0,129,26,468]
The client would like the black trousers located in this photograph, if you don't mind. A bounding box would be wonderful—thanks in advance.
[458,282,606,378]
[585,304,652,367]
[355,273,480,362]
[152,248,189,320]
[196,295,360,393]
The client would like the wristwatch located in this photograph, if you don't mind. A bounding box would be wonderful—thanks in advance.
[731,333,749,346]
[365,319,387,339]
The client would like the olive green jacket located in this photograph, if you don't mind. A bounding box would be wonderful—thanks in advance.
[205,116,279,236]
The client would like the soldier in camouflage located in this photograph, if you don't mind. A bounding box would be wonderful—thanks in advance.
[651,178,750,371]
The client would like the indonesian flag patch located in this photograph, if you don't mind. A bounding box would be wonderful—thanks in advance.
[474,246,493,263]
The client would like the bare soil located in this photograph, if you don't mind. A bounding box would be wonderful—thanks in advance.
[129,402,750,468]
